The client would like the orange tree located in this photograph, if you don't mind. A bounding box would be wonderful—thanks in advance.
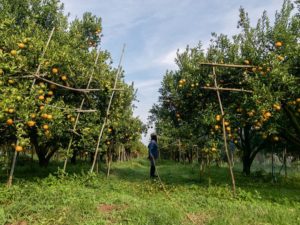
[0,0,144,169]
[150,0,299,175]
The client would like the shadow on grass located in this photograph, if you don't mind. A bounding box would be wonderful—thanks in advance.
[0,159,92,183]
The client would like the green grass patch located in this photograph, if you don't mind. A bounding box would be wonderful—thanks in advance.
[1,159,300,224]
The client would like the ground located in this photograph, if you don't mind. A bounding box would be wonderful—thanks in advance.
[1,159,300,225]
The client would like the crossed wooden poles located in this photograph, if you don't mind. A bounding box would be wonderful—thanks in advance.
[7,28,125,187]
[200,62,254,196]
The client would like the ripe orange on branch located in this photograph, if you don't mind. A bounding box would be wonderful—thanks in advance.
[273,103,281,111]
[18,43,25,49]
[27,121,36,127]
[215,115,221,121]
[15,145,23,152]
[6,119,13,125]
[41,114,48,119]
[10,50,17,56]
[47,114,53,120]
[61,75,67,81]
[275,41,282,47]
[52,68,59,74]
[8,108,15,114]
[277,55,284,61]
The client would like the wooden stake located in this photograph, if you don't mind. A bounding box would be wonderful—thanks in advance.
[31,27,55,89]
[212,66,236,196]
[200,62,255,68]
[201,86,253,93]
[7,149,18,188]
[34,75,102,93]
[90,44,126,173]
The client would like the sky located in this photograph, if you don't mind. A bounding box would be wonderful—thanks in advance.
[61,0,284,143]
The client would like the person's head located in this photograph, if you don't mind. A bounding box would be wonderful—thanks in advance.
[150,133,157,142]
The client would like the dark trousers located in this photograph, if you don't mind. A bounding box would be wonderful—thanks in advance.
[150,157,156,177]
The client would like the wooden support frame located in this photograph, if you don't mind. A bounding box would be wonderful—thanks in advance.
[90,44,126,173]
[198,62,256,196]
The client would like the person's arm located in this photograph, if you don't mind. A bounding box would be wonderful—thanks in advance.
[148,142,154,159]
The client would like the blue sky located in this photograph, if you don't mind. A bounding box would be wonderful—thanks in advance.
[61,0,284,143]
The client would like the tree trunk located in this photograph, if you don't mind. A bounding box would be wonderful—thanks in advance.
[71,150,78,164]
[242,155,251,175]
[38,155,50,167]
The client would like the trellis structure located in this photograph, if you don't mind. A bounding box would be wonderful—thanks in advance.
[199,62,255,196]
[6,28,125,186]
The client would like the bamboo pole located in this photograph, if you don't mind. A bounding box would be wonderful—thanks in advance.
[90,44,126,173]
[200,62,255,68]
[63,51,101,172]
[212,66,236,196]
[7,28,55,187]
[39,104,98,113]
[200,86,253,93]
[31,27,55,89]
[7,147,18,187]
[34,76,101,92]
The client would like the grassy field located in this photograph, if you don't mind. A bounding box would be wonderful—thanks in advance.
[1,158,300,225]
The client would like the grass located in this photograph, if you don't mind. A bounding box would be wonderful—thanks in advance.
[1,158,300,225]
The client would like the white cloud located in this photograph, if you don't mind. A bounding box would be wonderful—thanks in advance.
[61,0,285,144]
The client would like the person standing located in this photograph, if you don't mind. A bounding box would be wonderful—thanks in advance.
[148,133,158,178]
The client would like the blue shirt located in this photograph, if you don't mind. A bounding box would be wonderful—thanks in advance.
[148,140,158,159]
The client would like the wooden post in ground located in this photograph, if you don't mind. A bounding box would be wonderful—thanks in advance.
[7,148,18,187]
[212,66,236,196]
[90,44,126,173]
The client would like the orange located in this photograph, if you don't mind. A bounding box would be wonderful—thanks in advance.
[244,60,250,65]
[215,115,221,121]
[273,103,281,111]
[277,55,284,61]
[273,136,279,142]
[39,95,45,100]
[27,121,36,127]
[61,75,67,81]
[42,114,48,119]
[224,121,230,126]
[214,125,220,130]
[18,43,25,49]
[8,108,14,114]
[6,119,13,125]
[43,124,49,130]
[275,41,282,47]
[10,50,17,56]
[15,145,23,152]
[8,79,15,84]
[52,68,59,74]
